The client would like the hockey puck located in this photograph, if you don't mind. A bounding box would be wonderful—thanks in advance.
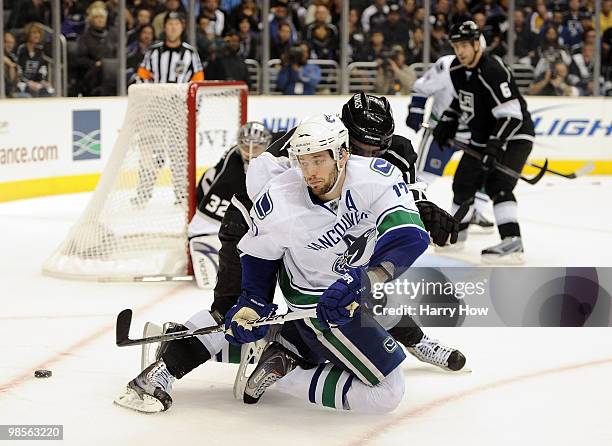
[34,370,52,378]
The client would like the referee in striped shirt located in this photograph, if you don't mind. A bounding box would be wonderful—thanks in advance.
[137,11,204,83]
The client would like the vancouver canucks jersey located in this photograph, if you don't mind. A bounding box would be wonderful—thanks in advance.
[238,155,428,312]
[413,55,456,123]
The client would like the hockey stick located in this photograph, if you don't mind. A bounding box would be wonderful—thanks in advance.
[452,140,548,185]
[115,308,316,347]
[527,161,594,180]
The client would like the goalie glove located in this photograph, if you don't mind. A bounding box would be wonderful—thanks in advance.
[225,293,278,345]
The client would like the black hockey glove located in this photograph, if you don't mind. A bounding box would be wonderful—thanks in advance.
[416,200,459,246]
[482,139,502,173]
[432,112,459,149]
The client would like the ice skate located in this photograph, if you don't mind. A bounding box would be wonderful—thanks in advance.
[405,334,466,371]
[469,210,495,233]
[114,359,175,413]
[481,236,524,265]
[243,342,302,404]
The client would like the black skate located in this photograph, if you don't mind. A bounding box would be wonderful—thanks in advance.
[481,236,524,264]
[114,360,175,413]
[243,342,302,404]
[405,334,466,371]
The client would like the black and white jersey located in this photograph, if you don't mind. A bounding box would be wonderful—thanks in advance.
[447,54,534,147]
[137,42,204,83]
[196,146,246,222]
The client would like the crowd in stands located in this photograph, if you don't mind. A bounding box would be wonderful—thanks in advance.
[2,0,612,97]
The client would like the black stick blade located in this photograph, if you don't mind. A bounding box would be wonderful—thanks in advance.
[524,158,548,184]
[116,309,133,346]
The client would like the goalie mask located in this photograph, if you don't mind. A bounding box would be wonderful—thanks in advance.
[238,121,272,164]
[288,113,349,195]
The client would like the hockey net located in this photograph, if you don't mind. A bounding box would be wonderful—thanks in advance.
[43,81,247,281]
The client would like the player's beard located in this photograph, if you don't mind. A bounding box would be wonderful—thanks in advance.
[309,167,338,197]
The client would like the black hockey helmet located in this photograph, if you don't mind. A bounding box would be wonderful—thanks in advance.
[449,21,481,43]
[341,92,394,152]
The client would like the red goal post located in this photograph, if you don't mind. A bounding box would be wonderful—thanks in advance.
[43,81,248,281]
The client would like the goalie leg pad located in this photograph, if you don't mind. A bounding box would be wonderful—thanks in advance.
[189,235,220,289]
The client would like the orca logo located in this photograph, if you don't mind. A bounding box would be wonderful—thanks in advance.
[324,114,336,123]
[332,228,376,275]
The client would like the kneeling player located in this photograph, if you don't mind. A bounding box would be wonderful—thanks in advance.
[225,114,428,412]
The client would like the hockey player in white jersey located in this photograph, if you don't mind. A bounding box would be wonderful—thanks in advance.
[407,46,494,238]
[224,114,430,412]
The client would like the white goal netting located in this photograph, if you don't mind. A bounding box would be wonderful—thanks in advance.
[43,82,247,281]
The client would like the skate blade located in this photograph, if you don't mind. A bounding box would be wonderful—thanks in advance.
[114,387,165,413]
[434,241,465,252]
[468,224,496,234]
[481,252,525,265]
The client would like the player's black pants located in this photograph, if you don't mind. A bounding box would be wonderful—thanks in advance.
[452,139,532,239]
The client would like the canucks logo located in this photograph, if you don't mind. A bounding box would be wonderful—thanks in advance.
[332,228,376,275]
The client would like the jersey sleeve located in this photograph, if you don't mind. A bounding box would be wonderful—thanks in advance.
[137,50,153,82]
[365,159,430,273]
[480,56,524,143]
[245,152,291,200]
[237,187,286,261]
[190,49,205,81]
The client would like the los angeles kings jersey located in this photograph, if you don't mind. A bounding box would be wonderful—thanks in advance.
[238,155,428,312]
[448,54,535,147]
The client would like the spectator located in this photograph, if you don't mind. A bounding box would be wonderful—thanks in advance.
[529,61,579,96]
[450,0,471,27]
[269,0,297,46]
[383,4,411,50]
[430,19,453,61]
[228,0,260,31]
[127,8,153,44]
[205,32,250,86]
[3,31,19,97]
[276,43,321,95]
[127,24,155,81]
[601,0,612,32]
[535,26,572,76]
[237,17,260,60]
[61,0,87,41]
[374,44,415,95]
[308,23,338,60]
[572,28,596,54]
[406,26,423,64]
[400,0,417,24]
[196,14,217,62]
[529,0,552,36]
[435,0,451,16]
[361,0,388,34]
[512,9,538,65]
[7,0,51,29]
[152,0,184,38]
[200,0,227,37]
[569,43,596,95]
[270,21,294,60]
[579,8,594,35]
[356,30,387,62]
[74,2,117,96]
[348,7,366,61]
[553,0,583,47]
[306,5,338,41]
[305,1,332,26]
[15,22,53,97]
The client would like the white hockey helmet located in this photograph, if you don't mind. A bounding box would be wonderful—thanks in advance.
[288,113,349,165]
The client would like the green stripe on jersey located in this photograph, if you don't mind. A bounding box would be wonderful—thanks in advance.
[278,265,321,307]
[309,318,380,386]
[377,209,425,237]
[229,343,242,364]
[322,366,343,409]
